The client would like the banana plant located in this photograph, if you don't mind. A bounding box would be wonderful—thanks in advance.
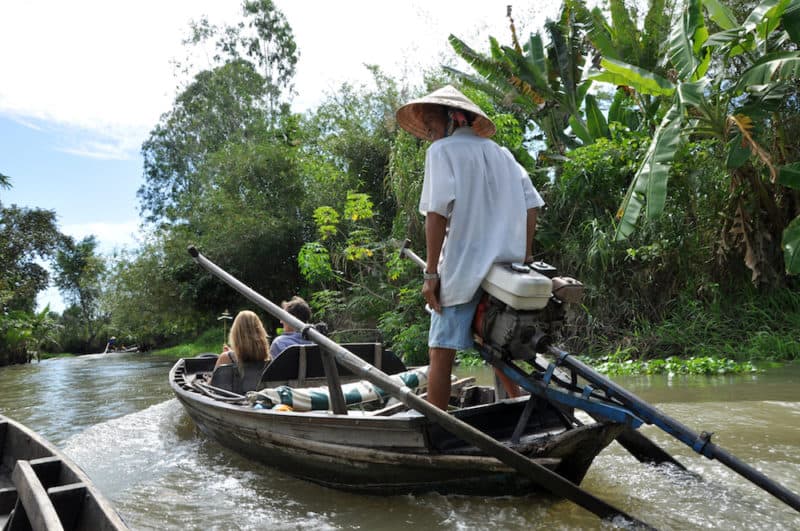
[446,4,594,155]
[597,0,800,277]
[579,0,675,131]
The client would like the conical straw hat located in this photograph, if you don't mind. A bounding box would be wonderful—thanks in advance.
[395,85,496,141]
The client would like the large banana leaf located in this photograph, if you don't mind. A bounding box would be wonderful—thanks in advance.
[744,0,791,35]
[502,44,552,99]
[675,79,710,107]
[778,162,800,189]
[592,58,675,96]
[726,134,752,169]
[585,94,610,140]
[705,28,746,49]
[609,0,642,65]
[587,7,618,59]
[784,1,800,44]
[733,51,800,92]
[526,33,548,80]
[702,0,739,30]
[782,215,800,274]
[569,115,593,144]
[669,0,708,80]
[616,103,684,240]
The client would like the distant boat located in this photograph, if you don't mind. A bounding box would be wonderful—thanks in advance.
[0,414,129,530]
[169,343,623,496]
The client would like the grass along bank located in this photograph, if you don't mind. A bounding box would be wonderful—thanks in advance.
[151,328,222,359]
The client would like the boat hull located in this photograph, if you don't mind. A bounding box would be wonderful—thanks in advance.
[171,358,623,496]
[0,414,128,530]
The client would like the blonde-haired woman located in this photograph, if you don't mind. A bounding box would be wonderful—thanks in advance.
[215,310,272,371]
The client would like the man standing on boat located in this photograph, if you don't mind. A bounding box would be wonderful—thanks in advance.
[396,85,544,410]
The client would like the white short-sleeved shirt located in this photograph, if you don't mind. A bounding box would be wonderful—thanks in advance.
[418,127,544,306]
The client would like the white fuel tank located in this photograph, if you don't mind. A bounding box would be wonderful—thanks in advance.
[480,263,552,310]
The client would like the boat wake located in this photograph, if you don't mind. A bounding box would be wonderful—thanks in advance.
[61,398,350,530]
[62,399,197,496]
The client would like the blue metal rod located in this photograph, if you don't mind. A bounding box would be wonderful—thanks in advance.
[547,345,800,513]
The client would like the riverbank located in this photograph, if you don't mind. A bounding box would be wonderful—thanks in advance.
[150,328,221,359]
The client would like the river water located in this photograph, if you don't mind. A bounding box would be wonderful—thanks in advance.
[0,352,798,530]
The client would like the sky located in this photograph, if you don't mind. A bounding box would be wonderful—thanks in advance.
[0,1,559,313]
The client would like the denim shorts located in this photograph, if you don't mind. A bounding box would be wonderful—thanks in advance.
[428,290,482,350]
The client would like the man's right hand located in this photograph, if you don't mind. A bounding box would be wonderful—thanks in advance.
[422,278,442,313]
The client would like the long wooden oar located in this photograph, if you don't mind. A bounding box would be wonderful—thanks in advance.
[188,246,654,529]
[399,239,686,470]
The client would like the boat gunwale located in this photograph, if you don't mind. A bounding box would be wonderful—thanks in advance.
[0,414,129,530]
[169,357,558,427]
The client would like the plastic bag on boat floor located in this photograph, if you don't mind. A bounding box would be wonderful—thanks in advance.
[246,366,429,411]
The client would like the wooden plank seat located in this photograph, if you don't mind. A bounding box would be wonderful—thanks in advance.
[4,454,92,531]
[261,343,407,387]
[207,343,407,395]
[9,461,64,531]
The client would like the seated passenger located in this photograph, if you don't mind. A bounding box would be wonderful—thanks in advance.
[269,296,314,360]
[215,310,272,371]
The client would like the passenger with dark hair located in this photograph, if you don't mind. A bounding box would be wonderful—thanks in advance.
[269,296,314,360]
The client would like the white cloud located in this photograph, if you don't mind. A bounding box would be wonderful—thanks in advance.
[1,1,557,140]
[0,1,241,156]
[58,140,134,161]
[62,219,141,255]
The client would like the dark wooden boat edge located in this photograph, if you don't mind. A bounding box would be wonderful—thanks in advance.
[0,414,129,530]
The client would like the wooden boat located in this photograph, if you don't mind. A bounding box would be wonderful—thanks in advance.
[169,343,624,496]
[0,414,128,530]
[177,248,800,520]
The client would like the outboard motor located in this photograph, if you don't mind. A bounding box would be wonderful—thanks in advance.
[472,261,584,360]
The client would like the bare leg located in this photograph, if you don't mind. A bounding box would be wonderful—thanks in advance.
[493,367,524,398]
[428,347,456,410]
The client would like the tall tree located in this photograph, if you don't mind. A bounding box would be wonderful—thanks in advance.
[0,203,61,313]
[183,0,297,124]
[53,236,106,352]
[139,59,273,223]
[301,68,403,237]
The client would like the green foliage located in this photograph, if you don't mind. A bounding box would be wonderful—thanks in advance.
[591,350,759,376]
[596,0,800,283]
[313,206,339,240]
[182,0,297,120]
[377,286,429,365]
[298,242,334,284]
[139,59,276,222]
[539,132,731,351]
[456,349,484,368]
[300,68,401,237]
[53,236,106,351]
[151,327,223,359]
[588,287,800,363]
[446,4,593,155]
[0,203,62,313]
[102,236,209,351]
[0,306,61,364]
